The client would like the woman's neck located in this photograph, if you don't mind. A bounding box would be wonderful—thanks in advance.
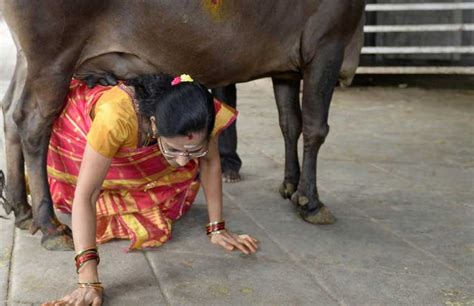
[124,85,156,147]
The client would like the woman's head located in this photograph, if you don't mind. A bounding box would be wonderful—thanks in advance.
[125,73,215,140]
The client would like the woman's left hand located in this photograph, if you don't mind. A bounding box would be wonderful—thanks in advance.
[209,230,258,255]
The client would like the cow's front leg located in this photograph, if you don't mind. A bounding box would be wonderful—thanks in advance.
[2,55,33,229]
[14,71,74,250]
[292,42,345,224]
[272,78,302,199]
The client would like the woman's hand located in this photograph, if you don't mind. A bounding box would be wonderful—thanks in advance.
[209,230,259,255]
[41,286,103,306]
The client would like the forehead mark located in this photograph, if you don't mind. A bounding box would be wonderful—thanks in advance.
[202,0,225,21]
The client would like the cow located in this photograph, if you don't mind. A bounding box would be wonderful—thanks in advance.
[1,0,365,250]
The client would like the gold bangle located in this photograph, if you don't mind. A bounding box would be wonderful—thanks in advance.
[207,230,226,236]
[77,282,104,290]
[206,220,224,227]
[78,281,102,285]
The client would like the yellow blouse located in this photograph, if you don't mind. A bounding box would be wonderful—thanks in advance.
[86,85,230,158]
[86,86,139,158]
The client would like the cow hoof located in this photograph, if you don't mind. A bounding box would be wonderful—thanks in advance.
[279,182,296,199]
[300,205,336,225]
[15,216,33,230]
[41,225,74,251]
[14,209,34,230]
[222,170,241,183]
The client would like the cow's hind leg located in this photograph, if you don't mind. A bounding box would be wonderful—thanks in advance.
[272,78,302,199]
[13,67,74,250]
[2,54,33,229]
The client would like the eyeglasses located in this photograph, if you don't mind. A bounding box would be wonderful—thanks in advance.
[158,137,208,159]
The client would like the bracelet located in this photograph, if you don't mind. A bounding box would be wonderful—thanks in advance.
[208,230,225,236]
[77,282,104,291]
[206,220,224,227]
[74,247,98,261]
[75,248,100,274]
[206,221,226,235]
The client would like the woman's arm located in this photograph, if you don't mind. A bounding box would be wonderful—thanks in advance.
[199,137,258,255]
[198,137,223,223]
[44,144,111,305]
[73,144,112,282]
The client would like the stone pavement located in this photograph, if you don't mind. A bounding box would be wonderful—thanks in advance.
[1,16,473,306]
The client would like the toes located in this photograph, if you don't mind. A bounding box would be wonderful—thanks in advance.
[222,170,241,184]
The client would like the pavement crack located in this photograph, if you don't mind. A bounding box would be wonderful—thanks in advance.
[5,225,16,303]
[143,252,171,306]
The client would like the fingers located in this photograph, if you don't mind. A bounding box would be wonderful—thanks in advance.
[222,235,248,254]
[215,237,234,251]
[240,237,258,253]
[211,231,259,255]
[83,74,117,88]
[92,296,103,306]
[105,73,118,86]
[239,235,259,251]
[222,233,253,255]
[43,287,102,306]
[85,76,97,89]
[98,78,109,86]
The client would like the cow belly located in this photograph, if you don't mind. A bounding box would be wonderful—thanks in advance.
[75,52,159,81]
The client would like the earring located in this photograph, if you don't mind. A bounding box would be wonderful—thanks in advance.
[149,116,158,138]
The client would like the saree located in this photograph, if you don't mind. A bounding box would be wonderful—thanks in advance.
[47,79,237,250]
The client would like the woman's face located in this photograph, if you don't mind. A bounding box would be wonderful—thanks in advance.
[158,132,208,167]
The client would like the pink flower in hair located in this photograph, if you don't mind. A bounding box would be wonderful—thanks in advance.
[171,74,194,86]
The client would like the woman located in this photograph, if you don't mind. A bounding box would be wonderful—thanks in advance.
[44,73,258,305]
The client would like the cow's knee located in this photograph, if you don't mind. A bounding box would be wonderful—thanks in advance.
[304,123,330,148]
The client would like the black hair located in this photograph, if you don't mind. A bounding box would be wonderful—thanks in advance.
[125,73,215,139]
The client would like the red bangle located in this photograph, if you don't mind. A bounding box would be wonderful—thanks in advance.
[74,247,98,261]
[75,251,100,273]
[206,221,226,235]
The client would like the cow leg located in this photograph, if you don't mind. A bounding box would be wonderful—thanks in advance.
[1,54,33,229]
[272,78,302,199]
[291,41,345,224]
[212,84,242,183]
[13,66,74,250]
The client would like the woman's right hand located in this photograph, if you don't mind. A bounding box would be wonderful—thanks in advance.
[41,286,103,306]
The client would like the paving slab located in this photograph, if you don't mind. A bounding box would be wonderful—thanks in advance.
[0,217,14,305]
[309,264,473,305]
[9,229,72,304]
[251,207,470,279]
[9,230,166,305]
[145,251,338,306]
[370,162,473,194]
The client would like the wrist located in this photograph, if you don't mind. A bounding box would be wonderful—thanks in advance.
[78,261,99,283]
